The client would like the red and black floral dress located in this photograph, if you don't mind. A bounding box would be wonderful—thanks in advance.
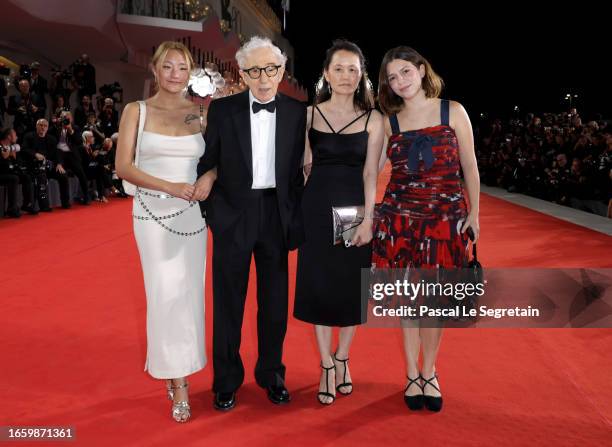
[372,99,470,271]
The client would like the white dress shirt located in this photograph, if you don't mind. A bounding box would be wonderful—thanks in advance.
[249,90,276,189]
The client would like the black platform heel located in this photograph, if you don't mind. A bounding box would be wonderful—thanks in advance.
[317,363,336,405]
[404,375,424,410]
[422,373,443,412]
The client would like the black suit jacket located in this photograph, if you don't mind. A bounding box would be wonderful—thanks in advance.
[21,132,59,164]
[197,90,306,250]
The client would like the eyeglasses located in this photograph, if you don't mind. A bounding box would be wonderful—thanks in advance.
[242,65,281,79]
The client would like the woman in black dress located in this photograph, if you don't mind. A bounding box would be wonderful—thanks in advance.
[294,40,384,405]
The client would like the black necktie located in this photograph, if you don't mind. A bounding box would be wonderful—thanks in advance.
[252,101,276,114]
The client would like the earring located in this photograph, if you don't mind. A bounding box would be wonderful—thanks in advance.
[327,83,332,94]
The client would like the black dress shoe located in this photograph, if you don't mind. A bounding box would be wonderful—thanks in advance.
[422,373,443,412]
[404,375,424,411]
[266,384,291,405]
[5,209,21,218]
[39,207,53,212]
[213,391,236,411]
[21,205,38,215]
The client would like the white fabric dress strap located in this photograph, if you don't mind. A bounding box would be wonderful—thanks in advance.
[134,100,147,168]
[123,100,147,196]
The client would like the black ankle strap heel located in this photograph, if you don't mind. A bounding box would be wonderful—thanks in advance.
[317,363,336,405]
[333,353,353,395]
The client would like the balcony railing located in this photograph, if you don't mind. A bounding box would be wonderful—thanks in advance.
[119,0,211,21]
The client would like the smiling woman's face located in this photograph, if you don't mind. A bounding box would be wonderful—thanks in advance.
[154,49,190,93]
[324,50,361,96]
[386,59,424,100]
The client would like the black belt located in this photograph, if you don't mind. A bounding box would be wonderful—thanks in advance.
[251,187,276,197]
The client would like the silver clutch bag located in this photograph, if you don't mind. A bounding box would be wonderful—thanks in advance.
[332,205,364,246]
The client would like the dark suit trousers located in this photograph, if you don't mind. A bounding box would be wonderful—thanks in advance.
[60,152,89,202]
[212,189,289,393]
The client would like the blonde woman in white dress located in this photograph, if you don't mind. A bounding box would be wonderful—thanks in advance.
[116,41,215,422]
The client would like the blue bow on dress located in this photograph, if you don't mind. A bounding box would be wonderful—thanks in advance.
[407,134,435,171]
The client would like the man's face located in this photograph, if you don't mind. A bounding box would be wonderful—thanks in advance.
[557,154,567,167]
[36,121,49,137]
[18,80,30,95]
[82,96,90,107]
[239,47,284,102]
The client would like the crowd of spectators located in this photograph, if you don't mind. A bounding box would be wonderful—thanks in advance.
[1,55,126,218]
[476,108,611,218]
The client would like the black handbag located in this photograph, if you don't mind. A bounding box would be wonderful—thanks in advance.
[466,227,483,284]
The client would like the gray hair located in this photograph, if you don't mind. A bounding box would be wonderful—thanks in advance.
[235,36,287,69]
[82,130,94,144]
[110,132,119,143]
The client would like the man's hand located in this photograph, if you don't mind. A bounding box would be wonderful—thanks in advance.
[35,153,45,161]
[192,170,217,201]
[56,163,66,174]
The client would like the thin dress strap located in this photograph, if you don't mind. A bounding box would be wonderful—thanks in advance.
[314,105,336,133]
[310,104,315,130]
[440,99,450,126]
[337,110,369,134]
[364,109,373,130]
[389,114,400,135]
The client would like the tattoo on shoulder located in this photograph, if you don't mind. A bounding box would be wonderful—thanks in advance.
[184,114,199,124]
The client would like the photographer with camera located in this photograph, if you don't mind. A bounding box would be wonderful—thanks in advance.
[52,94,69,120]
[21,119,61,212]
[0,128,36,215]
[98,97,119,137]
[83,111,105,144]
[74,95,95,128]
[49,66,74,106]
[80,130,110,203]
[1,128,21,217]
[107,133,127,197]
[29,62,48,100]
[72,54,96,99]
[7,79,44,141]
[49,111,90,206]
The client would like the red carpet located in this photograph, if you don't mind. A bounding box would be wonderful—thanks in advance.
[2,179,612,446]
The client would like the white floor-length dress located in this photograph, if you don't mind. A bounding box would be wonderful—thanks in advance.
[132,102,207,379]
